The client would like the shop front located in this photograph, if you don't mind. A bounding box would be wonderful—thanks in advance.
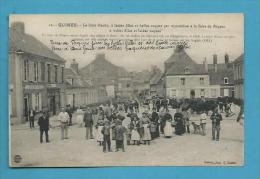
[47,88,61,116]
[23,84,45,121]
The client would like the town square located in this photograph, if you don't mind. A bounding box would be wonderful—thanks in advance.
[8,14,244,167]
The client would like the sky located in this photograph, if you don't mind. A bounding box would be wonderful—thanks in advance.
[9,14,244,72]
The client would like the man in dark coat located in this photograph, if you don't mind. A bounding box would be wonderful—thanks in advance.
[124,101,129,113]
[155,98,161,112]
[38,111,50,143]
[84,107,94,139]
[210,107,223,141]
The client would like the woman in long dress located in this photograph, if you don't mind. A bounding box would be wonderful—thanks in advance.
[163,113,173,137]
[130,117,140,145]
[143,122,151,145]
[76,107,84,127]
[95,119,104,146]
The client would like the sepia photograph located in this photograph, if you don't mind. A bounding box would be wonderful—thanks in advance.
[8,14,244,167]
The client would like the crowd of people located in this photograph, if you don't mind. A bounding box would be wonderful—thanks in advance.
[36,97,229,153]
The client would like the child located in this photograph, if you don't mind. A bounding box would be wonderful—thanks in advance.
[95,119,104,146]
[130,117,140,145]
[200,111,207,136]
[115,121,126,152]
[101,120,112,152]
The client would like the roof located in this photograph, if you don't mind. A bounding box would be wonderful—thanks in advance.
[80,53,130,80]
[165,47,207,75]
[9,27,65,62]
[65,67,93,88]
[233,54,244,64]
[65,78,93,88]
[209,68,234,85]
[150,72,163,85]
[64,68,78,78]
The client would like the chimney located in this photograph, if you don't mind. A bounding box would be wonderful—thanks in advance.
[96,53,105,59]
[11,22,25,34]
[70,59,79,74]
[213,54,217,72]
[203,57,208,72]
[225,53,229,64]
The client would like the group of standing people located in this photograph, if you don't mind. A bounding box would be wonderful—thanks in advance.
[37,99,224,149]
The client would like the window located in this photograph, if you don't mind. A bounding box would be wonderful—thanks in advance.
[118,83,122,89]
[200,77,204,85]
[33,62,38,82]
[32,93,42,111]
[200,89,205,97]
[224,77,229,84]
[224,89,229,96]
[180,78,185,85]
[47,64,51,83]
[61,67,64,83]
[181,89,186,97]
[171,89,176,97]
[211,89,217,98]
[184,67,190,74]
[23,60,29,81]
[237,65,240,79]
[41,62,45,82]
[54,65,58,83]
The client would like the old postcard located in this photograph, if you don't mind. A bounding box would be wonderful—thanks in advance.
[9,14,244,167]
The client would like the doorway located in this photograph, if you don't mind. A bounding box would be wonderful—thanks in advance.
[23,95,29,121]
[49,96,56,115]
[190,89,195,99]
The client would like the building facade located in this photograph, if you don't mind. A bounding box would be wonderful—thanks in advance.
[64,60,108,108]
[233,54,244,100]
[150,72,165,97]
[164,46,221,99]
[9,22,66,124]
[208,54,235,98]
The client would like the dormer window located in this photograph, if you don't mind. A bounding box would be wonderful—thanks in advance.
[184,67,190,74]
[224,77,229,84]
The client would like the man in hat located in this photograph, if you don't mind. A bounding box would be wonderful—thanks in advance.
[38,111,50,143]
[84,107,94,139]
[58,107,70,140]
[210,107,223,141]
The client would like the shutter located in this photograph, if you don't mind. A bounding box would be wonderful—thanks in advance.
[39,93,42,111]
[29,61,33,82]
[45,64,48,83]
[38,62,41,82]
[21,59,24,81]
[50,64,52,83]
[32,93,36,110]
